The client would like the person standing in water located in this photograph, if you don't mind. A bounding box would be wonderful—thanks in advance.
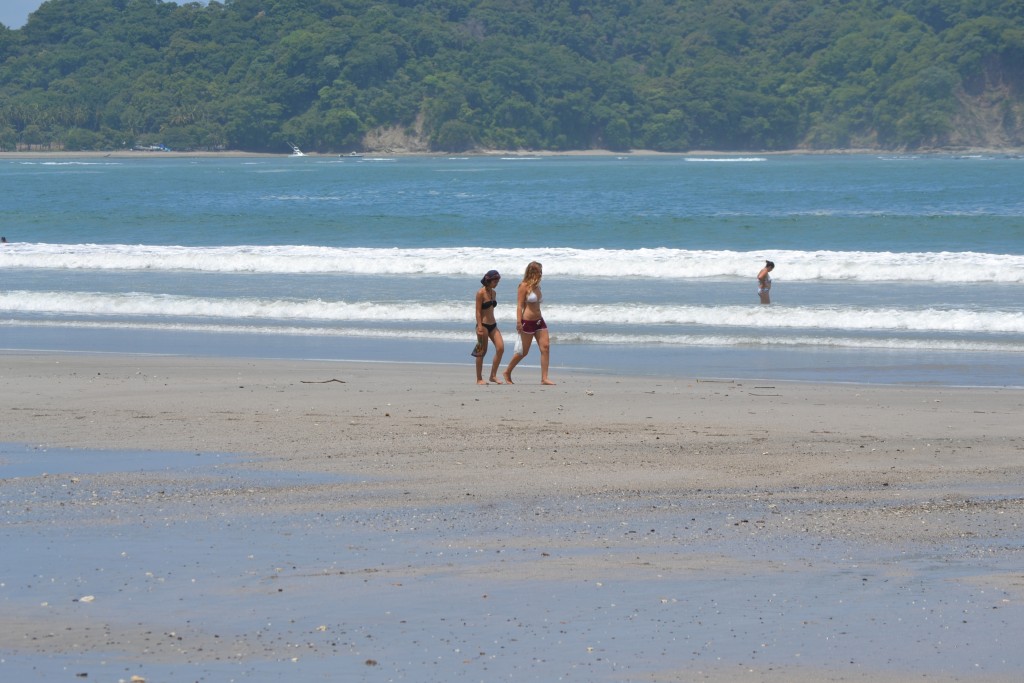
[503,261,555,385]
[472,269,505,384]
[757,260,775,304]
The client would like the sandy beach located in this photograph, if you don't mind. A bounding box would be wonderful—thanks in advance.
[2,352,1023,681]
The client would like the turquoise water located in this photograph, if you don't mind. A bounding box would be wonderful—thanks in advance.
[2,153,1022,385]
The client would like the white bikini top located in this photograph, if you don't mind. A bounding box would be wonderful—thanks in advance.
[526,289,542,304]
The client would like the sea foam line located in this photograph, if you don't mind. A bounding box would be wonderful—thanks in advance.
[685,157,767,162]
[4,292,1024,334]
[3,244,1024,282]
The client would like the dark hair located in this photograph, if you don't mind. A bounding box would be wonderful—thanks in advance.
[765,260,775,269]
[481,269,500,285]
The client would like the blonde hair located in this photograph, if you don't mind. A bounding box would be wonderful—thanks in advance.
[522,261,543,289]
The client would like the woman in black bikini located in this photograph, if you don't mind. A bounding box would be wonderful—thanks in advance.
[473,269,505,384]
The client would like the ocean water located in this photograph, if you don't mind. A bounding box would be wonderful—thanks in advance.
[1,153,1022,386]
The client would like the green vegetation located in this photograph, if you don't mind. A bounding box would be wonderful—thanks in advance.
[1,0,1021,152]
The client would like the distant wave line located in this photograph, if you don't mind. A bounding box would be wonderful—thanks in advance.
[17,161,123,166]
[3,244,1023,282]
[685,157,767,162]
[4,292,1023,334]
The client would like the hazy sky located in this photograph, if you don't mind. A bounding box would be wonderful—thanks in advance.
[0,0,43,29]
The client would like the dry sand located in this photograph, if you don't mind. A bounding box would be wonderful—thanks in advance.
[1,352,1022,681]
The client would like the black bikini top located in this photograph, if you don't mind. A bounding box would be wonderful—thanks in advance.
[481,299,497,310]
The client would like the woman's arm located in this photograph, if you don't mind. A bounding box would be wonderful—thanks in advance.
[475,288,485,329]
[516,283,528,330]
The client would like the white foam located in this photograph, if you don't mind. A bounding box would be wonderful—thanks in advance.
[4,292,1023,334]
[685,157,767,162]
[17,161,122,166]
[3,244,1023,283]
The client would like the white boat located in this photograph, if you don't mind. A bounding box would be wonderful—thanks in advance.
[341,151,363,158]
[288,142,306,157]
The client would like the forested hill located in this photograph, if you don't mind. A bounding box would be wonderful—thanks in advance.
[1,0,1022,154]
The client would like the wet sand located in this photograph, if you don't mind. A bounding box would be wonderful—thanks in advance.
[1,352,1022,681]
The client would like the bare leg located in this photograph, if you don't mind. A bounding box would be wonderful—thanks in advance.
[503,333,533,384]
[489,329,505,383]
[759,291,770,305]
[536,329,555,385]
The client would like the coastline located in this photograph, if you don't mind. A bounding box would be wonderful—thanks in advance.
[2,351,1023,681]
[0,148,790,160]
[2,145,1021,160]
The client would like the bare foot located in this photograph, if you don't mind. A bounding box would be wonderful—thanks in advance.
[541,378,556,385]
[477,379,487,385]
[502,371,514,384]
[489,376,504,384]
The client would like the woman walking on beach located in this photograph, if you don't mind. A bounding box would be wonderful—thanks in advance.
[503,261,555,385]
[473,269,505,384]
[757,260,775,304]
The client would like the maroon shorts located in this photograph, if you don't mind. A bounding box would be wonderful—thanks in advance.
[521,318,547,334]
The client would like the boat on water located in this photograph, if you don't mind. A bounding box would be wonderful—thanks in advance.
[288,142,306,157]
[340,151,364,158]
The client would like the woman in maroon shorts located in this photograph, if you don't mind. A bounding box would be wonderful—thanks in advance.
[503,261,555,385]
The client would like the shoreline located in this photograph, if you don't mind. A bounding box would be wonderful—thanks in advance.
[2,351,1023,681]
[2,145,1022,160]
[4,329,1020,389]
